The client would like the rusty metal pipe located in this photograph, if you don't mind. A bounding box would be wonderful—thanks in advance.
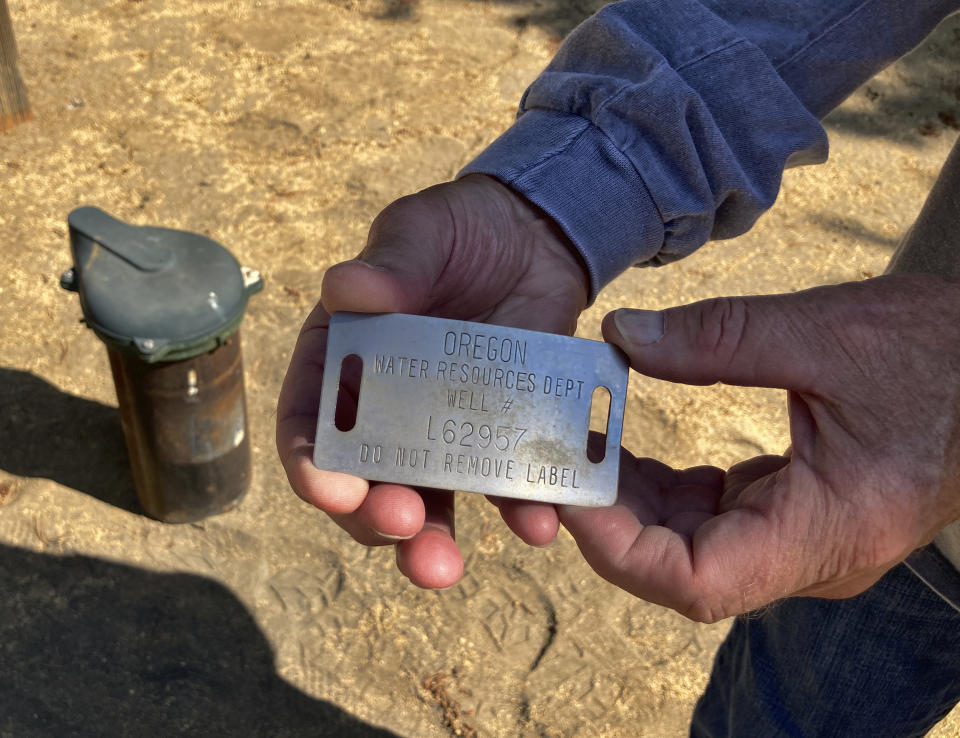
[107,331,251,522]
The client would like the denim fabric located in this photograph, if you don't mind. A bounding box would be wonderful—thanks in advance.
[691,561,960,738]
[461,1,960,299]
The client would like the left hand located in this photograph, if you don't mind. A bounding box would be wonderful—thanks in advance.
[560,274,960,622]
[276,175,589,589]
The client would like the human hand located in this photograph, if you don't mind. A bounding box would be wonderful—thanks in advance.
[276,175,590,589]
[560,275,960,622]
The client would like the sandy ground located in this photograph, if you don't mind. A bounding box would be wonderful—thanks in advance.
[1,1,960,735]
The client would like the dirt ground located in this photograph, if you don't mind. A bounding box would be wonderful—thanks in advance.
[2,1,960,735]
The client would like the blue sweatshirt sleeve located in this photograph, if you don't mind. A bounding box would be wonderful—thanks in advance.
[459,0,960,299]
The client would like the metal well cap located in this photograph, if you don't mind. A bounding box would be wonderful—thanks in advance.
[62,206,263,362]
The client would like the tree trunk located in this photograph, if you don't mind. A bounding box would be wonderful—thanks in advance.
[0,0,30,133]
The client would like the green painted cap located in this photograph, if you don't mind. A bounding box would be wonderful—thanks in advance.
[63,207,263,362]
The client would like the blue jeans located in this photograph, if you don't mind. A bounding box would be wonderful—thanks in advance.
[691,555,960,737]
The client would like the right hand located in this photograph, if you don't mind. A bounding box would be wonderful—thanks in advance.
[561,275,960,621]
[276,175,591,589]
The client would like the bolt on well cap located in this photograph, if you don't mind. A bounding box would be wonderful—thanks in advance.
[62,207,264,362]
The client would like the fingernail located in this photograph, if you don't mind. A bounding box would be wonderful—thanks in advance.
[613,309,664,345]
[356,259,387,271]
[373,529,413,541]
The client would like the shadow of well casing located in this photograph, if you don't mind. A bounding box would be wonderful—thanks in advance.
[63,207,263,522]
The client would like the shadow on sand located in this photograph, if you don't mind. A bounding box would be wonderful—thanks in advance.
[0,367,141,513]
[0,542,398,737]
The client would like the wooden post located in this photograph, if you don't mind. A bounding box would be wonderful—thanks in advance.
[0,0,31,133]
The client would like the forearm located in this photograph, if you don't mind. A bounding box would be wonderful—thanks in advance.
[462,0,960,298]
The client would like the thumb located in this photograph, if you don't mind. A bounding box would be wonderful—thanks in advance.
[603,293,824,391]
[321,187,454,316]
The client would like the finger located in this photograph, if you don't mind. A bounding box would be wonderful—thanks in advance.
[655,465,724,523]
[596,451,719,525]
[490,442,648,549]
[396,490,464,589]
[602,291,831,392]
[557,454,676,598]
[283,432,369,514]
[557,459,792,620]
[560,461,720,534]
[321,258,434,317]
[722,454,789,506]
[786,390,816,461]
[276,302,331,425]
[662,507,716,538]
[331,483,427,545]
[277,304,370,514]
[321,189,453,317]
[558,502,699,610]
[491,498,560,547]
[559,492,786,621]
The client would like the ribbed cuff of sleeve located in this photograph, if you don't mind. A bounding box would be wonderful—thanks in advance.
[458,109,664,302]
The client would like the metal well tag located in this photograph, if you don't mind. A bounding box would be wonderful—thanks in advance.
[314,313,628,506]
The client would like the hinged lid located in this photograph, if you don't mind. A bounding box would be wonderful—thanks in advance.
[63,207,263,362]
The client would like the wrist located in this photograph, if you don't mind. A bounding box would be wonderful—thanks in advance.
[459,110,663,301]
[464,174,591,308]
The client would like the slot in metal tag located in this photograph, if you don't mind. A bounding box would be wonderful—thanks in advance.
[314,313,628,506]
